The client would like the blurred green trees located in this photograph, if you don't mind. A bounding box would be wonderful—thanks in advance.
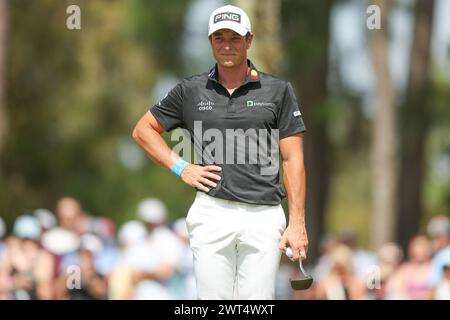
[281,0,332,261]
[1,0,193,228]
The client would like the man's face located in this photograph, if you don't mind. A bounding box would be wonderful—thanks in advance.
[209,29,252,68]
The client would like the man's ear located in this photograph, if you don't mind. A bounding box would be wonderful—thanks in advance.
[246,32,254,49]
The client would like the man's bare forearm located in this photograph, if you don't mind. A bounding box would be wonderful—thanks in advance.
[278,135,308,259]
[282,155,306,225]
[132,117,178,170]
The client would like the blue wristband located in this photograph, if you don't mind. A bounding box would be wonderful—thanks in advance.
[170,159,189,177]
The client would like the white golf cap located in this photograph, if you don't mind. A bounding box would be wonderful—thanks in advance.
[13,215,41,240]
[34,208,57,230]
[80,233,104,254]
[427,215,450,237]
[208,5,251,37]
[137,198,167,224]
[117,220,147,246]
[40,227,81,255]
[173,218,188,239]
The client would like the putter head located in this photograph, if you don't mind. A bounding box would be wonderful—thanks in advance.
[290,258,314,290]
[290,276,313,290]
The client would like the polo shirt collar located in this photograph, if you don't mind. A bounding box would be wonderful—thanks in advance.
[246,60,260,83]
[208,59,260,84]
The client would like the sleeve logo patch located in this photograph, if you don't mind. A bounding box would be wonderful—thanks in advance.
[293,110,301,117]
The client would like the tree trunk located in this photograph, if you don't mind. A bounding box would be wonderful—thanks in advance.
[369,0,397,249]
[281,0,331,263]
[0,0,9,157]
[397,0,434,252]
[235,0,282,74]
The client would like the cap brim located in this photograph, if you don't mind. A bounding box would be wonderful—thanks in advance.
[208,21,248,36]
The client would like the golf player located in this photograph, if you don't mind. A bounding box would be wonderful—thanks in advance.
[132,4,308,299]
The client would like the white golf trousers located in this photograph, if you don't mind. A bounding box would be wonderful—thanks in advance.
[186,192,287,300]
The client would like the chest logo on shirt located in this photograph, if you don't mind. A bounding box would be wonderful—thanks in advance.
[197,100,215,111]
[246,100,276,108]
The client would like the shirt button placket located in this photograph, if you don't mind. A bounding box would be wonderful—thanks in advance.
[227,97,236,113]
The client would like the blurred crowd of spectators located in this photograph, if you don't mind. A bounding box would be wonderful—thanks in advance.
[0,198,449,300]
[279,215,450,300]
[0,197,194,300]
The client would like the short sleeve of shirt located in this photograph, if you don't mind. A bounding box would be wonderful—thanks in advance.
[149,82,184,131]
[277,82,306,139]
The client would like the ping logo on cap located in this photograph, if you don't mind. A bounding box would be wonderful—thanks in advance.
[214,12,241,24]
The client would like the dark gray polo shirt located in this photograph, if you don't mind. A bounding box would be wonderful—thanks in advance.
[150,60,306,205]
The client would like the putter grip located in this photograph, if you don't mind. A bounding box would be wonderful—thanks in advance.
[286,247,293,258]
